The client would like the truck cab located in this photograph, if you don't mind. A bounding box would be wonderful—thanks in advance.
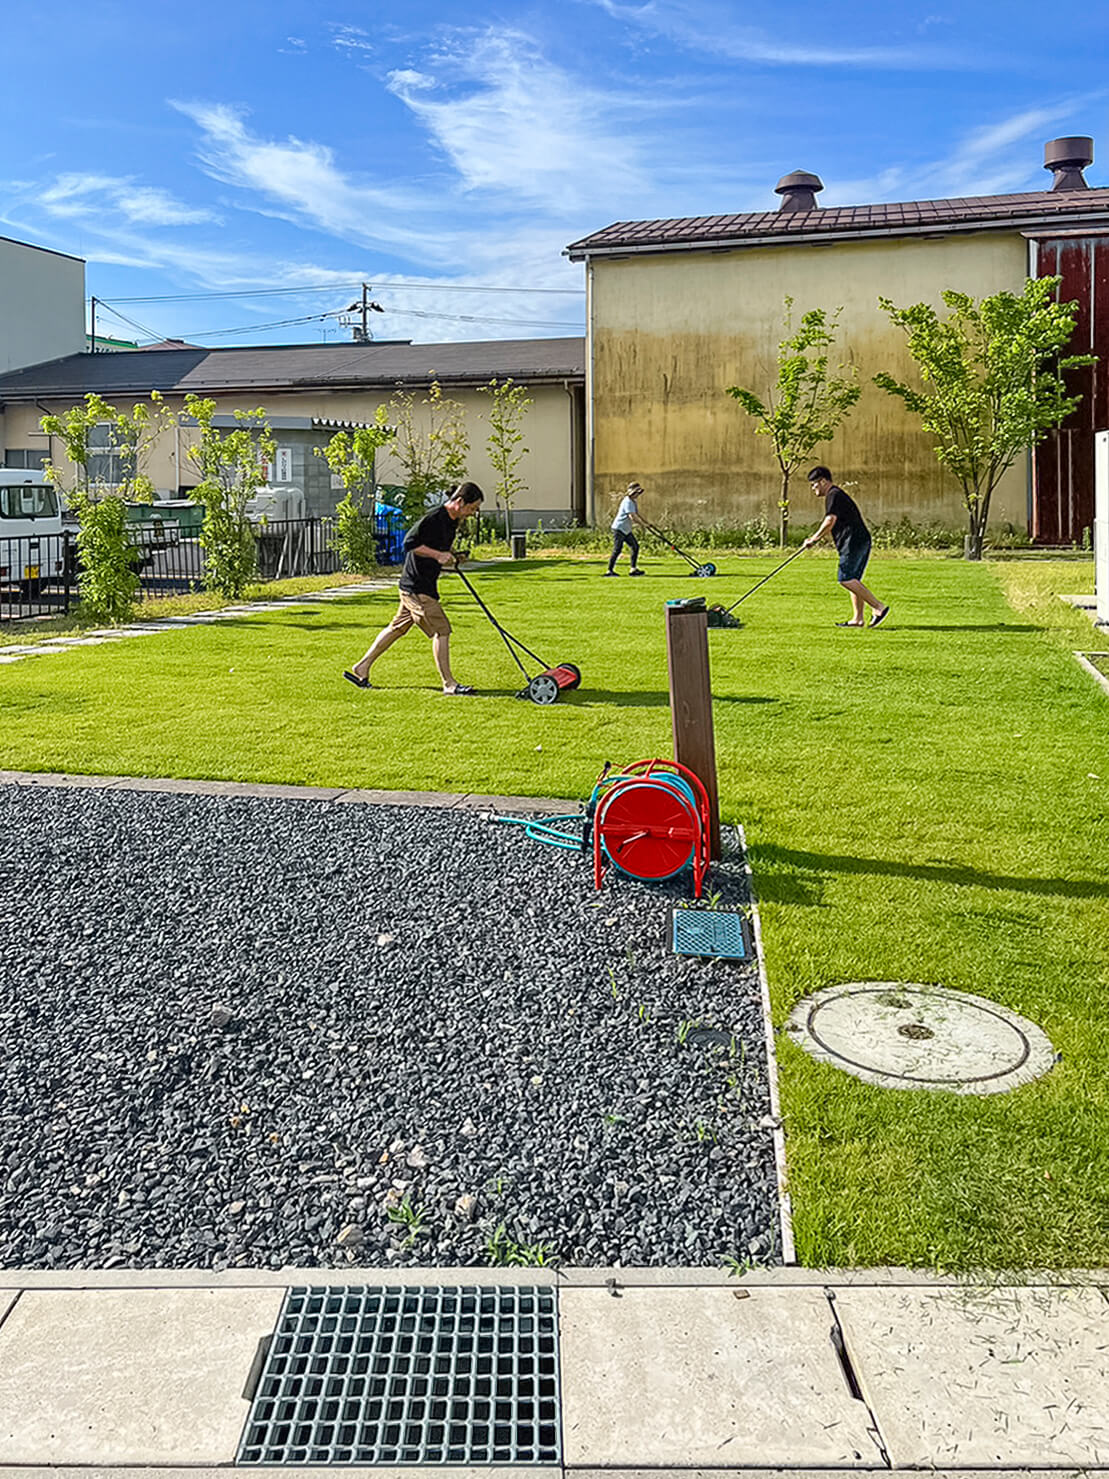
[0,470,64,540]
[0,470,68,597]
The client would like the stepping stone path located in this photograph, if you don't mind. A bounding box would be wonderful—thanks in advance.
[0,579,394,667]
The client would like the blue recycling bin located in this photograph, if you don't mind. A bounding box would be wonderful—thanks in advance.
[373,502,406,565]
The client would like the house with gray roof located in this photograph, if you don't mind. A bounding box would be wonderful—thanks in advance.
[0,338,586,527]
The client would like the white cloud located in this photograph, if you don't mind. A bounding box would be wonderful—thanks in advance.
[37,173,216,226]
[330,23,374,55]
[387,68,435,90]
[170,100,461,263]
[823,101,1092,204]
[587,0,956,68]
[385,28,655,211]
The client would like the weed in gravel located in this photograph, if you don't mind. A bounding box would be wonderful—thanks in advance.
[386,1193,428,1249]
[485,1222,556,1267]
[676,1018,700,1045]
[721,1252,753,1277]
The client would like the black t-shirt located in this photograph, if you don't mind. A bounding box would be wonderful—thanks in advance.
[825,486,869,551]
[399,506,458,598]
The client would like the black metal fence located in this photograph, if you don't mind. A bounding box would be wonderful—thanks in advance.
[0,532,74,621]
[0,517,366,623]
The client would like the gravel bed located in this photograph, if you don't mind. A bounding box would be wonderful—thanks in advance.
[0,785,780,1271]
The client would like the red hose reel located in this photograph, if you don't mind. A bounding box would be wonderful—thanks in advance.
[590,758,711,898]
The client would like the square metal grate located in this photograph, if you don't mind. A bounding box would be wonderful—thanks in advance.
[671,908,751,960]
[237,1284,561,1466]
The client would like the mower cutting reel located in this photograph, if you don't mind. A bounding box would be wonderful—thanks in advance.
[638,516,716,577]
[522,662,581,704]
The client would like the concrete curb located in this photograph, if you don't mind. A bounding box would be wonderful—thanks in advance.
[0,770,581,815]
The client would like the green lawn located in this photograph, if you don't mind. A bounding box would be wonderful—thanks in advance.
[2,551,1106,1269]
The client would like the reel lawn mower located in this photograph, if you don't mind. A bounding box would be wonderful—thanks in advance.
[706,545,807,628]
[637,517,716,577]
[452,565,582,704]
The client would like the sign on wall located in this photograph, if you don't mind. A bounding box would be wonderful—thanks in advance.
[274,447,294,484]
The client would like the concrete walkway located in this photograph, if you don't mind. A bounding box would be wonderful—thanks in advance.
[0,1268,1103,1473]
[0,578,394,668]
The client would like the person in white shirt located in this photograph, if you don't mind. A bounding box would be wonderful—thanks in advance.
[606,481,646,576]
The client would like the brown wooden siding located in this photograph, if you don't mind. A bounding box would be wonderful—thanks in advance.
[1032,236,1109,543]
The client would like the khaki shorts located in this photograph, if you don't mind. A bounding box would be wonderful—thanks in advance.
[388,591,452,638]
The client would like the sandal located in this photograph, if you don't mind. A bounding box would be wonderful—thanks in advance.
[444,684,476,695]
[343,670,372,689]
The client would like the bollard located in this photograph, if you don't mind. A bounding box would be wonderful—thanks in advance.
[664,602,721,859]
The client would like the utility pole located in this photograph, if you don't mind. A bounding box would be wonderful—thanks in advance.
[343,284,385,344]
[90,297,97,354]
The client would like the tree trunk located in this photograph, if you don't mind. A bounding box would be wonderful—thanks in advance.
[779,471,790,549]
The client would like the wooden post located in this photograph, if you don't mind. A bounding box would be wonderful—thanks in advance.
[665,604,721,859]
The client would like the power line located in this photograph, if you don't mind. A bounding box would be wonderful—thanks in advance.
[177,306,581,341]
[94,299,169,344]
[90,279,585,305]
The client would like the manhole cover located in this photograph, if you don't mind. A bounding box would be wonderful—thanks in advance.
[238,1285,561,1466]
[785,982,1055,1094]
[671,909,750,960]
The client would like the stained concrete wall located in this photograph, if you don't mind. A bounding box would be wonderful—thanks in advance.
[5,382,581,526]
[587,231,1030,532]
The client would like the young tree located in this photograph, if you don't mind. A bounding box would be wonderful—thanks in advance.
[482,377,533,541]
[874,278,1095,560]
[315,408,396,574]
[40,392,170,623]
[726,299,861,547]
[387,380,469,523]
[184,394,275,598]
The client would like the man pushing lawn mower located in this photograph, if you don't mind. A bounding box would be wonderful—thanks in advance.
[343,482,484,695]
[802,467,890,629]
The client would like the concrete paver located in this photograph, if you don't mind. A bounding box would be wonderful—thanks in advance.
[0,1288,283,1466]
[558,1286,883,1469]
[835,1284,1109,1468]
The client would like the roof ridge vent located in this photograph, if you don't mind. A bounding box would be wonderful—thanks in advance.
[775,170,824,212]
[1044,136,1093,191]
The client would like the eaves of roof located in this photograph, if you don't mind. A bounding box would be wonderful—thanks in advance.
[565,190,1109,260]
[0,338,586,404]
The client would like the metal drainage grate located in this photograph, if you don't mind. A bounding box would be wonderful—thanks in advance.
[237,1284,561,1466]
[671,908,750,960]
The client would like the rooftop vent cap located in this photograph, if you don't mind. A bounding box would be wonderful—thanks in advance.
[774,170,824,212]
[1044,137,1093,191]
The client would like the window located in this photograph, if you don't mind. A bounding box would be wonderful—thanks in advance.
[0,484,59,520]
[87,424,136,488]
[3,450,47,470]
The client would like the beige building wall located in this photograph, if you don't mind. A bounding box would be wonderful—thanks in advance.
[587,231,1030,531]
[0,239,85,375]
[6,382,579,521]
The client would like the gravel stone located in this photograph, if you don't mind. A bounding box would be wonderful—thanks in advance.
[0,785,781,1270]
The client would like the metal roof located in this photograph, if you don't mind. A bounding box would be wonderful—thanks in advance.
[565,188,1109,259]
[0,337,585,402]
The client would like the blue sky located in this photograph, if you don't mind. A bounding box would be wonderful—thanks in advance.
[2,0,1106,347]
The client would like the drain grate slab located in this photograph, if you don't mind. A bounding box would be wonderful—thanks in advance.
[237,1284,561,1466]
[671,908,750,960]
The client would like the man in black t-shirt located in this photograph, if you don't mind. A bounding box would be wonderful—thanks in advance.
[343,482,484,694]
[802,467,890,628]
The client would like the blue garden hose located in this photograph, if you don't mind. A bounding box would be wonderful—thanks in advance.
[492,814,584,851]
